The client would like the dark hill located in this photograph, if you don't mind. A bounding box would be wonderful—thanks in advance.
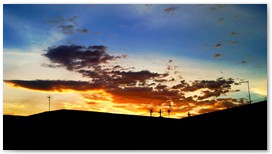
[4,101,267,150]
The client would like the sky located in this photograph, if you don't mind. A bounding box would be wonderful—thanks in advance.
[3,4,267,118]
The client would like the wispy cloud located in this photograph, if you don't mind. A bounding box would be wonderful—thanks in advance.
[213,53,222,58]
[229,31,239,36]
[217,18,224,23]
[210,4,226,11]
[50,16,89,35]
[164,6,179,14]
[214,43,222,48]
[240,60,246,64]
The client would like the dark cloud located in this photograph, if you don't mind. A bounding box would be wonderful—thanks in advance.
[112,65,123,70]
[50,16,89,35]
[210,4,225,11]
[240,60,246,64]
[169,78,175,82]
[216,98,245,108]
[182,78,236,99]
[164,7,178,14]
[43,45,126,71]
[5,77,245,117]
[198,89,227,100]
[59,25,75,34]
[172,80,188,89]
[154,79,168,83]
[214,43,222,48]
[7,41,247,117]
[4,80,96,92]
[76,28,89,34]
[155,84,168,90]
[113,70,163,84]
[167,65,172,70]
[217,18,224,23]
[229,32,239,36]
[41,63,62,68]
[213,53,222,58]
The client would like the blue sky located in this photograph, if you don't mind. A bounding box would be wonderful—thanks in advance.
[4,4,267,63]
[3,4,267,116]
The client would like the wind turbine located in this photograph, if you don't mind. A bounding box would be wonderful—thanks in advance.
[167,105,171,118]
[47,95,52,111]
[150,104,153,117]
[158,109,162,118]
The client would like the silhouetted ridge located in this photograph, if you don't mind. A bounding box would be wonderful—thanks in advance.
[4,101,267,150]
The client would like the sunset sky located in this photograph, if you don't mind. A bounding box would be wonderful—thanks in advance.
[3,4,267,118]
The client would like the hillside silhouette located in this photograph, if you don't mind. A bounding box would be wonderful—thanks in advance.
[4,101,267,150]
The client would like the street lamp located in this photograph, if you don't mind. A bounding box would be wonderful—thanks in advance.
[239,81,252,104]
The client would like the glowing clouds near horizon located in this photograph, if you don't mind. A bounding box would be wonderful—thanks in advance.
[4,43,249,118]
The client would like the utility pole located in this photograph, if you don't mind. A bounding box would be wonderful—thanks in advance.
[47,95,51,111]
[158,109,162,118]
[239,81,252,104]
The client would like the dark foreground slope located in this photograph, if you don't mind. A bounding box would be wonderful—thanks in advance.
[4,101,267,150]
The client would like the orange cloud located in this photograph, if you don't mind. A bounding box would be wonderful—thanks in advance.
[4,44,246,118]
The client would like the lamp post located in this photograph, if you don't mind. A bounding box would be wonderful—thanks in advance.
[239,81,252,104]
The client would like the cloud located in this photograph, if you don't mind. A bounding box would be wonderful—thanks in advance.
[112,65,123,70]
[155,84,168,90]
[50,16,89,35]
[229,32,239,36]
[169,78,175,82]
[40,44,242,112]
[164,6,178,14]
[5,77,246,118]
[240,60,246,64]
[4,80,97,92]
[213,53,222,58]
[172,80,188,89]
[76,28,89,34]
[216,98,245,108]
[217,18,224,23]
[43,45,126,71]
[41,63,62,68]
[59,25,75,34]
[182,78,236,99]
[210,4,225,11]
[6,41,249,118]
[154,79,168,83]
[214,43,222,48]
[113,70,163,83]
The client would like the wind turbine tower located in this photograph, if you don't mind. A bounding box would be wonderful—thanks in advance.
[47,95,52,111]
